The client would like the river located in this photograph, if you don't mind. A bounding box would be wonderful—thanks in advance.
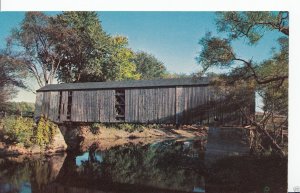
[0,128,287,193]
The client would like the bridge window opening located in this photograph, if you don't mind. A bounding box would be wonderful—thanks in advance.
[115,89,125,121]
[67,91,72,120]
[58,91,62,120]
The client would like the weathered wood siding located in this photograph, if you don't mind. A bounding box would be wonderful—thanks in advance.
[35,91,60,121]
[34,92,44,120]
[125,88,176,123]
[35,85,254,125]
[70,90,115,123]
[176,86,211,124]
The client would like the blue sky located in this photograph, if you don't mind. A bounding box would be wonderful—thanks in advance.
[0,12,281,106]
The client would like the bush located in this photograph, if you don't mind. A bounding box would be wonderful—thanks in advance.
[33,115,58,147]
[1,116,34,147]
[90,123,101,134]
[0,115,58,148]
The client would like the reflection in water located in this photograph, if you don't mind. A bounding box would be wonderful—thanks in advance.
[0,129,287,193]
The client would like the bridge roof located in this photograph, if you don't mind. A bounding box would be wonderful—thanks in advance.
[37,77,210,92]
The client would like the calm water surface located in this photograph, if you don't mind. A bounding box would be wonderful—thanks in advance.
[0,128,287,193]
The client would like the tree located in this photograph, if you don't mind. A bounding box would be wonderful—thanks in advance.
[104,36,140,81]
[52,11,110,83]
[7,12,69,87]
[53,11,140,82]
[133,51,166,80]
[0,53,27,110]
[197,11,288,156]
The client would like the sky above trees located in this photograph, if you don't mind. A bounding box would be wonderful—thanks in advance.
[0,12,281,103]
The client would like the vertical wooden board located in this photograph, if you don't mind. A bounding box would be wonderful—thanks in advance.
[172,87,176,122]
[135,89,138,122]
[80,91,85,122]
[97,90,102,122]
[49,91,58,122]
[96,90,100,122]
[156,88,161,123]
[146,89,150,123]
[108,90,112,122]
[86,91,90,122]
[101,90,106,122]
[154,88,158,123]
[175,87,181,124]
[110,90,115,122]
[44,92,50,118]
[163,88,167,122]
[103,90,108,122]
[125,90,130,122]
[143,89,147,123]
[90,91,94,122]
[34,92,43,119]
[147,89,151,123]
[148,89,154,123]
[92,91,98,122]
[77,91,82,122]
[144,89,148,123]
[138,89,143,123]
[78,91,82,122]
[90,91,95,122]
[170,88,176,123]
[132,89,136,122]
[71,91,76,122]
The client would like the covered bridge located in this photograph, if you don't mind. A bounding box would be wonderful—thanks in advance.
[35,78,254,125]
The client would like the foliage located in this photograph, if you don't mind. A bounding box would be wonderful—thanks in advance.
[5,11,142,87]
[33,115,58,147]
[103,36,140,81]
[53,11,111,83]
[0,115,58,147]
[1,116,34,147]
[4,102,35,113]
[196,11,288,156]
[6,12,67,87]
[133,51,167,79]
[90,123,101,134]
[50,12,140,83]
[0,53,27,109]
[216,11,289,44]
[90,123,146,133]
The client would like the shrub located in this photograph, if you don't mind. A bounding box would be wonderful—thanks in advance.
[1,116,34,147]
[90,123,101,134]
[33,115,58,147]
[0,115,58,148]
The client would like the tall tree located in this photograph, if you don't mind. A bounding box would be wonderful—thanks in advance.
[133,51,167,80]
[53,11,140,82]
[53,11,110,83]
[7,12,68,87]
[197,11,288,156]
[0,53,27,109]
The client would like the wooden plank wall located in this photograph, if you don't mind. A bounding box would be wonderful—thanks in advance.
[125,88,176,123]
[34,92,44,120]
[35,86,254,125]
[49,91,60,122]
[70,90,115,123]
[176,86,210,124]
[35,91,60,121]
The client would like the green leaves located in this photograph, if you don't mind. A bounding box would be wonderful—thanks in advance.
[216,12,289,44]
[197,33,235,72]
[133,51,167,80]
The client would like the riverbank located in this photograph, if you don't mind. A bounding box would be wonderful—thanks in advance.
[62,124,208,151]
[1,118,208,155]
